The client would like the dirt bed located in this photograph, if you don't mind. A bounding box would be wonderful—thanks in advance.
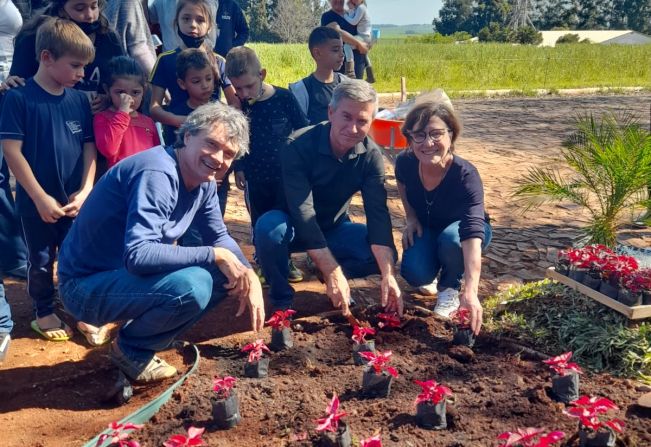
[138,305,651,447]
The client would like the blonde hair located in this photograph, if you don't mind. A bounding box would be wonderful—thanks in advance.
[225,46,262,79]
[35,17,95,63]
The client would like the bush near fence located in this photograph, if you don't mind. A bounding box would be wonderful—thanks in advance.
[249,41,651,94]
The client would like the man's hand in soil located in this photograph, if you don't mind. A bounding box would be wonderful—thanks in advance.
[460,290,483,335]
[214,247,251,298]
[324,266,351,315]
[381,274,403,316]
[236,269,265,332]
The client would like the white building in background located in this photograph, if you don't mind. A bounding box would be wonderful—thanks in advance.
[539,30,651,47]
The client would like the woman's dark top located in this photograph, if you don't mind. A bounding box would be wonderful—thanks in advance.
[10,28,124,95]
[395,151,488,243]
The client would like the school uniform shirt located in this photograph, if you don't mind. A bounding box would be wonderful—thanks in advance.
[394,151,488,243]
[0,78,94,217]
[150,48,230,110]
[10,29,124,97]
[57,146,249,281]
[163,100,195,146]
[234,87,308,186]
[93,109,160,168]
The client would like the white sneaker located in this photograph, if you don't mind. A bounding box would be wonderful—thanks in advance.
[433,288,460,318]
[418,279,439,296]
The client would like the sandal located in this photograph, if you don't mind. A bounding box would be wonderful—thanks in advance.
[76,322,111,347]
[30,319,72,342]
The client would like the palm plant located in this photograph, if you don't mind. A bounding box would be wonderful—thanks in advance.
[514,113,651,247]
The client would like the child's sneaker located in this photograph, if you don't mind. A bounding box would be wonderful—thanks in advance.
[433,288,460,318]
[288,260,304,283]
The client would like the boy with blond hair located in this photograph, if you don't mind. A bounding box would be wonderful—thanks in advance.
[289,26,347,125]
[226,46,308,284]
[0,18,97,342]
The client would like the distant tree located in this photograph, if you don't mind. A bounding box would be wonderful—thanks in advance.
[555,33,580,43]
[532,0,577,30]
[511,25,543,44]
[472,0,510,32]
[610,0,651,33]
[243,0,274,41]
[478,22,510,42]
[575,0,609,29]
[478,22,542,44]
[433,0,474,35]
[270,0,321,42]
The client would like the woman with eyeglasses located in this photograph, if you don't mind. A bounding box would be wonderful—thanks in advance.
[396,91,492,335]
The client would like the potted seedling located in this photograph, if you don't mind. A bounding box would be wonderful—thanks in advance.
[567,247,592,282]
[450,308,474,347]
[582,248,610,290]
[634,268,651,305]
[211,376,241,429]
[315,393,352,447]
[163,426,205,446]
[543,351,583,403]
[564,396,625,447]
[555,249,570,276]
[377,312,401,329]
[359,350,399,398]
[351,325,376,366]
[242,339,271,378]
[95,421,143,447]
[600,255,638,300]
[497,427,565,447]
[619,272,643,307]
[266,309,296,351]
[413,379,452,430]
[360,435,382,446]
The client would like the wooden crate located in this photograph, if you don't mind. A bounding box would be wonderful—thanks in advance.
[546,267,651,320]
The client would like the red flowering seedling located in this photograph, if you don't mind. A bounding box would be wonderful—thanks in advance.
[242,339,271,363]
[377,312,401,329]
[360,350,398,398]
[163,426,205,447]
[242,339,271,378]
[360,434,382,447]
[497,427,565,447]
[352,325,377,366]
[212,376,236,400]
[450,308,475,347]
[95,421,143,447]
[315,393,353,446]
[414,380,452,430]
[267,309,296,351]
[543,352,582,403]
[564,395,625,445]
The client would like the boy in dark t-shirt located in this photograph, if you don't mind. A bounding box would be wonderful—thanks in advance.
[290,27,347,126]
[0,18,97,342]
[226,46,309,284]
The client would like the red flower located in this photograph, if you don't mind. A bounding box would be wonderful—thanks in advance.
[564,395,625,433]
[163,426,205,447]
[352,325,376,344]
[377,312,401,329]
[497,427,565,447]
[450,308,471,329]
[542,352,583,376]
[241,339,271,363]
[265,309,296,330]
[360,434,382,447]
[95,421,143,447]
[414,379,452,405]
[315,393,347,433]
[212,376,237,399]
[359,350,399,377]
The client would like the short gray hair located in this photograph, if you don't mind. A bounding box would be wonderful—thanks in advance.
[174,102,250,158]
[329,79,377,115]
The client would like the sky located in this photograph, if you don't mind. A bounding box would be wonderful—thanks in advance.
[369,0,443,26]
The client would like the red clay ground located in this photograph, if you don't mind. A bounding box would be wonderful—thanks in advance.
[1,94,650,446]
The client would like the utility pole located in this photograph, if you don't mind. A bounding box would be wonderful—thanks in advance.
[508,0,535,29]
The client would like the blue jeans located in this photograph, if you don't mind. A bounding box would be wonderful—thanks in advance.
[0,151,27,274]
[60,265,229,363]
[400,221,492,291]
[0,279,12,333]
[254,210,385,309]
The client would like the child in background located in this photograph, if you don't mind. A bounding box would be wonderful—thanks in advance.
[0,18,100,344]
[94,56,160,168]
[225,46,309,284]
[289,26,346,125]
[344,0,375,83]
[163,48,215,145]
[149,0,238,213]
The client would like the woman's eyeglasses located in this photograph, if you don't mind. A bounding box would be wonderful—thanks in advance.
[409,128,451,144]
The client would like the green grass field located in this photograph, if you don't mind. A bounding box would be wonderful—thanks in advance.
[249,41,651,94]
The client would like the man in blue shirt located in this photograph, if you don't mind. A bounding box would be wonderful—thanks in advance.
[58,102,265,383]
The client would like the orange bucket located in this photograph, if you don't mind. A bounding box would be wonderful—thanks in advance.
[369,116,409,149]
